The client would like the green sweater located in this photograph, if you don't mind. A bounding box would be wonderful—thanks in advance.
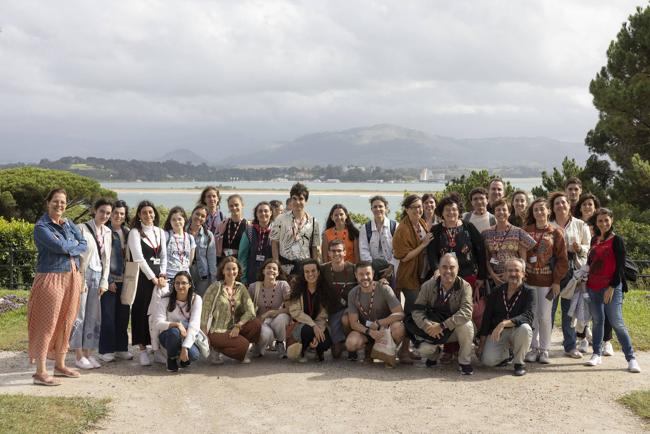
[200,281,256,334]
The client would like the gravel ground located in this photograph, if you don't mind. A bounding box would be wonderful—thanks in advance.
[0,331,648,434]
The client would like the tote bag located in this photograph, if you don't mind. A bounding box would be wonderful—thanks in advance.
[120,245,140,306]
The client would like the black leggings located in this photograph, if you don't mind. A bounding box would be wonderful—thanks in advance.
[300,326,332,360]
[577,316,613,341]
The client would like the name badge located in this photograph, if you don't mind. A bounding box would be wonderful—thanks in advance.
[448,252,456,257]
[151,257,161,265]
[340,297,347,307]
[529,256,537,264]
[223,249,234,257]
[489,257,500,265]
[256,254,266,262]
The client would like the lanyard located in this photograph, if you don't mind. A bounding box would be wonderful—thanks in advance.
[356,284,376,320]
[176,301,191,321]
[292,215,307,241]
[95,224,105,255]
[225,285,237,318]
[444,225,458,249]
[530,226,549,257]
[225,219,243,248]
[207,211,221,233]
[437,284,453,305]
[142,229,160,258]
[256,225,270,254]
[261,282,277,310]
[503,288,522,319]
[173,232,187,265]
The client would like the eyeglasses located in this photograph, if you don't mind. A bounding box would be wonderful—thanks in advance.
[175,281,190,286]
[329,249,345,254]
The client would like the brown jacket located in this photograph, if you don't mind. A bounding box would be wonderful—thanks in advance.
[524,224,568,287]
[287,295,328,330]
[412,276,473,331]
[393,217,427,291]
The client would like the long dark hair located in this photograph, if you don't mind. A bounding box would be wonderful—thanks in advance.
[526,197,548,226]
[163,206,188,232]
[198,186,220,207]
[592,208,615,239]
[166,271,195,313]
[252,201,273,225]
[324,204,359,241]
[400,194,422,221]
[108,200,130,227]
[574,193,601,220]
[288,259,329,308]
[131,200,160,232]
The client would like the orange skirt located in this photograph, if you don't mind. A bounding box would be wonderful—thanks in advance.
[27,268,81,361]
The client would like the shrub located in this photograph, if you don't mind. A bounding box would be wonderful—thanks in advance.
[0,218,36,289]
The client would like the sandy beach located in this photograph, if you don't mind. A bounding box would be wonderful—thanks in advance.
[111,188,433,197]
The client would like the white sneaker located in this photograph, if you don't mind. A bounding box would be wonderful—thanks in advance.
[209,351,224,365]
[87,356,101,369]
[538,351,551,364]
[578,338,589,353]
[75,356,94,370]
[115,351,133,360]
[524,350,539,363]
[139,351,152,366]
[153,351,166,365]
[250,344,262,358]
[628,359,641,373]
[240,357,251,364]
[585,354,602,366]
[98,353,115,363]
[603,341,615,356]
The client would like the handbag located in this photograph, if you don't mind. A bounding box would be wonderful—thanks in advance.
[194,329,210,359]
[370,327,397,367]
[404,304,453,345]
[121,245,140,306]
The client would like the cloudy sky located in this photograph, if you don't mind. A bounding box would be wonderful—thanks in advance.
[0,0,645,162]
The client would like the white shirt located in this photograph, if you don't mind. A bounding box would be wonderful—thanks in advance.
[551,217,591,268]
[127,225,168,280]
[359,218,399,270]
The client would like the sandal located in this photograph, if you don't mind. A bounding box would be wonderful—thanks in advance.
[54,366,81,378]
[32,373,61,386]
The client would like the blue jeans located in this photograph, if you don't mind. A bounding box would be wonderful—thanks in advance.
[551,295,577,352]
[159,328,200,361]
[588,285,635,361]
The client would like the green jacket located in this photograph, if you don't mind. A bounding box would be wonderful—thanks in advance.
[412,276,473,331]
[200,281,256,334]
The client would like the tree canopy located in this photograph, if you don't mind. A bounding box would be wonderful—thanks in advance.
[0,167,116,223]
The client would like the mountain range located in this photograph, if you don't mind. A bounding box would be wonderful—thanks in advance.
[216,124,589,169]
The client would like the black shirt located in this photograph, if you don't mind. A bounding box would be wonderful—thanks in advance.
[479,283,535,336]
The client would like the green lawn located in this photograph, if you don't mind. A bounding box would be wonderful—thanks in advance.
[618,390,650,422]
[0,289,29,351]
[0,394,110,434]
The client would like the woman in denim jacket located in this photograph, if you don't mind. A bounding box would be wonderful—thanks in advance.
[187,205,217,297]
[28,188,87,386]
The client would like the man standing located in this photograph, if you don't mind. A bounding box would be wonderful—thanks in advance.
[410,254,475,375]
[477,258,534,376]
[462,187,496,233]
[359,195,399,272]
[322,239,357,358]
[346,261,406,366]
[564,177,583,215]
[271,183,321,274]
[487,178,505,214]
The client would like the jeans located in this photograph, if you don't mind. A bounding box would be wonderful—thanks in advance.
[70,269,102,350]
[159,328,200,361]
[588,285,635,361]
[551,294,577,351]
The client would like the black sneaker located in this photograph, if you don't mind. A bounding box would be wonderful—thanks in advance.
[514,363,526,377]
[180,360,191,369]
[459,363,474,375]
[347,351,358,362]
[496,358,509,367]
[166,357,179,373]
[425,358,437,368]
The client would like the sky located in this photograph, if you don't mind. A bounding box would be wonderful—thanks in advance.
[0,0,645,163]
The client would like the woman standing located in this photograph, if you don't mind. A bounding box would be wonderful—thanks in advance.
[216,195,248,261]
[98,200,133,362]
[200,257,261,363]
[163,206,196,280]
[128,201,168,366]
[483,198,536,288]
[198,186,224,238]
[286,259,331,362]
[248,259,291,358]
[508,190,529,228]
[151,271,203,372]
[29,188,87,386]
[575,193,600,228]
[321,204,360,264]
[549,192,591,359]
[187,204,217,297]
[70,198,113,370]
[524,198,568,364]
[393,195,432,363]
[238,201,274,285]
[422,193,438,231]
[584,209,640,372]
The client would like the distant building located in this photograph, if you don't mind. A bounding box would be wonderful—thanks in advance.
[419,168,430,182]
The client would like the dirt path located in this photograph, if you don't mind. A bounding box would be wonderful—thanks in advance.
[1,333,648,434]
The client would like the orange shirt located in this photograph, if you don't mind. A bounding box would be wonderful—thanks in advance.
[323,227,356,263]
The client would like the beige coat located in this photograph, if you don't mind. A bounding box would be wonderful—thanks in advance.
[287,295,328,330]
[412,276,473,331]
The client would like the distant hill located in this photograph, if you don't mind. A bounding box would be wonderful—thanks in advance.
[158,149,207,165]
[222,124,589,169]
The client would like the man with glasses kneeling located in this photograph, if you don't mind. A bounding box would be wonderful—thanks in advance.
[476,257,534,376]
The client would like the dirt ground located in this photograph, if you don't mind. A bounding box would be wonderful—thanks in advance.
[1,331,648,434]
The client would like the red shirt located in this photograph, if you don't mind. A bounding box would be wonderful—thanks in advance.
[587,237,616,291]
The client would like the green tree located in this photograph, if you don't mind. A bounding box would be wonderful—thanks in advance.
[586,5,650,210]
[531,156,613,203]
[0,167,116,223]
[443,170,514,210]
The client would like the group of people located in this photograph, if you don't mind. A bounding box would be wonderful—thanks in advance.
[27,178,641,386]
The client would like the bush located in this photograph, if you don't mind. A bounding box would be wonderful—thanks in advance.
[0,218,36,289]
[443,170,514,210]
[616,219,650,259]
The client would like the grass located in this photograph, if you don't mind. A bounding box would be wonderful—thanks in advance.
[618,390,650,421]
[0,394,110,434]
[0,289,29,351]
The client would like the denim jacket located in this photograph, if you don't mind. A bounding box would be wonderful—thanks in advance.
[34,213,87,273]
[187,224,217,282]
[108,225,130,283]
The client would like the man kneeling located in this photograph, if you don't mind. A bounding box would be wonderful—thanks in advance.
[346,261,405,367]
[410,253,475,375]
[477,258,534,376]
